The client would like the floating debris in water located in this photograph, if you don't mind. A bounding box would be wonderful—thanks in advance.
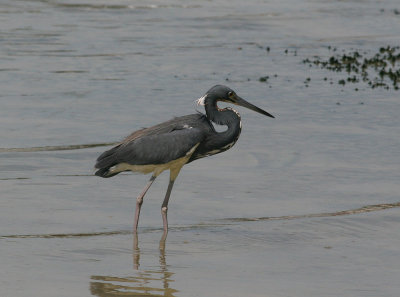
[303,46,400,90]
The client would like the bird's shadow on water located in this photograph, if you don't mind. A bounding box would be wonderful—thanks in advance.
[90,234,178,297]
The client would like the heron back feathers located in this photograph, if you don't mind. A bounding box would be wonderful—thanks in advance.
[94,114,210,177]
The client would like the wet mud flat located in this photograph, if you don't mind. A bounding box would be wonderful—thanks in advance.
[2,0,400,296]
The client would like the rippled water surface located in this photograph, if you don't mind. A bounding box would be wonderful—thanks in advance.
[1,0,400,296]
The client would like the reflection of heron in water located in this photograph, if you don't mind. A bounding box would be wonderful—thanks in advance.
[133,234,168,270]
[90,236,176,297]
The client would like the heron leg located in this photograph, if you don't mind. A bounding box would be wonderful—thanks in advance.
[161,167,182,236]
[134,175,156,233]
[161,179,175,235]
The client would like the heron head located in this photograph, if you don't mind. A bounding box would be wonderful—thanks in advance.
[202,85,275,118]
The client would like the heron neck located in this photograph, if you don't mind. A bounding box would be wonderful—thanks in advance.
[205,101,242,146]
[205,98,236,125]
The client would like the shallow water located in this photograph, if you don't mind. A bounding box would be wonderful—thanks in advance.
[1,0,400,296]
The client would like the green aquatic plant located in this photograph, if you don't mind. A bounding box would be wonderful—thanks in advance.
[303,46,400,90]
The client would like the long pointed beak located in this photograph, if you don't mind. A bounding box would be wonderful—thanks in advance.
[234,96,275,118]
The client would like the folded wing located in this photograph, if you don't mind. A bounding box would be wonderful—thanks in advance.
[95,115,208,177]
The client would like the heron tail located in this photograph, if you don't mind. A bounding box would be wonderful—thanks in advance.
[94,145,121,178]
[94,167,119,178]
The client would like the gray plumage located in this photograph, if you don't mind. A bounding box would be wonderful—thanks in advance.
[95,85,274,178]
[95,114,209,175]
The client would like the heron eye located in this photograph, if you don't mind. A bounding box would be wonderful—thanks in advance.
[228,91,234,98]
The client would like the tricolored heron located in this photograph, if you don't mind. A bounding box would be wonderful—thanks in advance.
[95,85,274,236]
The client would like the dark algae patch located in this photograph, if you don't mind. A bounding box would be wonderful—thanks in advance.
[303,46,400,90]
